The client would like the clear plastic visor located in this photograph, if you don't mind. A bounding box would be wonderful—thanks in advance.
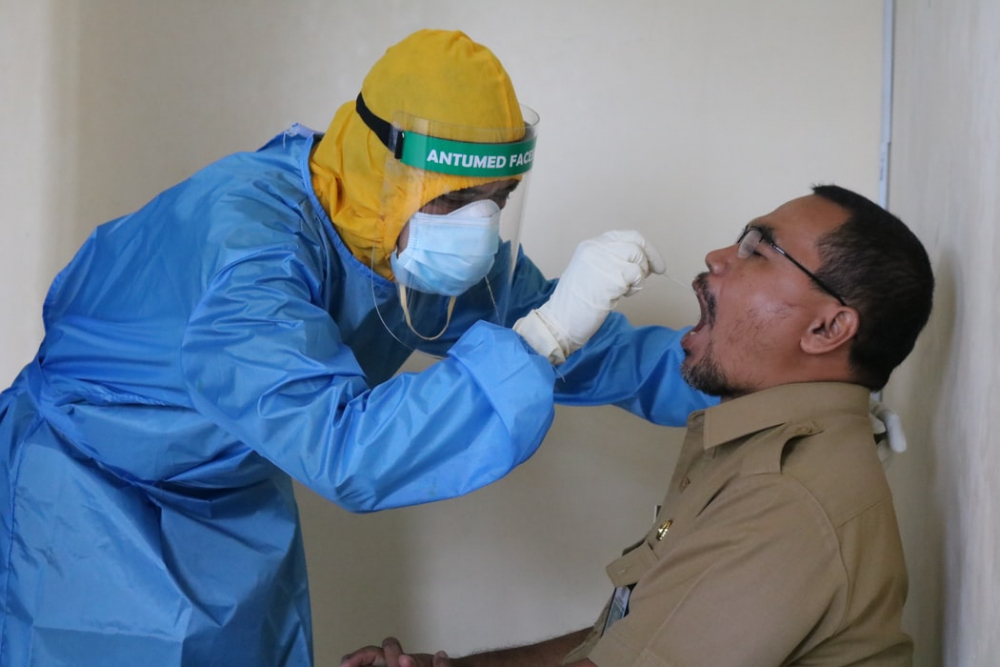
[373,106,539,355]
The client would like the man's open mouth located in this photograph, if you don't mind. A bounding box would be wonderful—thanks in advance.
[690,273,712,333]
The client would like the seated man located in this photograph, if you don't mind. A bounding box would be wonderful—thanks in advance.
[342,183,934,667]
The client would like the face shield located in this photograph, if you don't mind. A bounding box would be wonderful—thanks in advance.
[358,94,539,349]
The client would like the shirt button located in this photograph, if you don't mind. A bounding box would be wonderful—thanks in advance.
[679,477,690,491]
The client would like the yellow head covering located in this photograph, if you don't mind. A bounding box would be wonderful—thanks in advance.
[310,29,525,279]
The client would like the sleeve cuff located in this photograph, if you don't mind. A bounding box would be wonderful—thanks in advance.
[513,309,567,365]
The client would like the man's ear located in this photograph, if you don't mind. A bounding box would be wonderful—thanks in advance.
[801,306,859,355]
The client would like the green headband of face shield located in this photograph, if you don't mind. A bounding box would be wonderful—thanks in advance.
[355,93,537,177]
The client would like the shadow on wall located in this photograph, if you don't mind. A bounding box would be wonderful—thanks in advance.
[298,407,686,659]
[295,485,417,649]
[885,246,957,666]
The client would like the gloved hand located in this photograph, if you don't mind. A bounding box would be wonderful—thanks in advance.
[870,395,907,464]
[514,230,665,365]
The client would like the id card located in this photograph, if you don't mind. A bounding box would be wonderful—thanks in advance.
[602,585,632,634]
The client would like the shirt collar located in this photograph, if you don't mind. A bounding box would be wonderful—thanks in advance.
[691,382,872,451]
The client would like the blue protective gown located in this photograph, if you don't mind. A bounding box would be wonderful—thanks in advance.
[0,125,715,666]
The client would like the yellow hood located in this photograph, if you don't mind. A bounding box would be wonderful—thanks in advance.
[310,29,525,279]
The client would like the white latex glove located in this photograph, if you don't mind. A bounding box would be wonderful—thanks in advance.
[870,395,907,465]
[514,230,665,365]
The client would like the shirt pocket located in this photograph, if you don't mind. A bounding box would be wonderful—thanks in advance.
[606,537,659,588]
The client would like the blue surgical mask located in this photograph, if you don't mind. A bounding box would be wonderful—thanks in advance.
[390,199,502,296]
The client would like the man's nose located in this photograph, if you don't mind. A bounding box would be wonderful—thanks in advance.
[704,244,736,274]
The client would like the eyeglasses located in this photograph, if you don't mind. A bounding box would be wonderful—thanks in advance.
[736,225,847,306]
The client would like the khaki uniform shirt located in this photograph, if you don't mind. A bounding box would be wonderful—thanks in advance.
[563,382,912,667]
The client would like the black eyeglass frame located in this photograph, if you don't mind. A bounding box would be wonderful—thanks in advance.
[736,225,847,306]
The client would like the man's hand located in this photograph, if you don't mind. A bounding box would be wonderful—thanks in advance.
[342,629,590,667]
[341,637,445,667]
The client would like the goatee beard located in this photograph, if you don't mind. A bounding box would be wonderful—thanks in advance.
[681,351,731,397]
[682,273,745,397]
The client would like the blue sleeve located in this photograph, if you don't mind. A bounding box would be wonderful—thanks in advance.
[179,246,557,513]
[553,315,718,427]
[503,247,717,426]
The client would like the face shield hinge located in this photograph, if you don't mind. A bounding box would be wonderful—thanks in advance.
[389,129,405,160]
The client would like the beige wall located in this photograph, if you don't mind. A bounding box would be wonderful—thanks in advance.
[9,1,988,664]
[886,1,1000,665]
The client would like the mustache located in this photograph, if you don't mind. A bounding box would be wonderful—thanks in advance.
[693,272,716,325]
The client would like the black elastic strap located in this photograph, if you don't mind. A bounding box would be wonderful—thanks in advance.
[355,93,403,158]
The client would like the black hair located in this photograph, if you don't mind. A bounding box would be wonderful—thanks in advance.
[811,184,934,389]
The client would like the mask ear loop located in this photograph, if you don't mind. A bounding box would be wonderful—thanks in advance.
[398,284,456,341]
[371,246,416,351]
[370,237,459,346]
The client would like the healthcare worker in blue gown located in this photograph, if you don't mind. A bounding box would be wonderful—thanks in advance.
[0,30,715,666]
